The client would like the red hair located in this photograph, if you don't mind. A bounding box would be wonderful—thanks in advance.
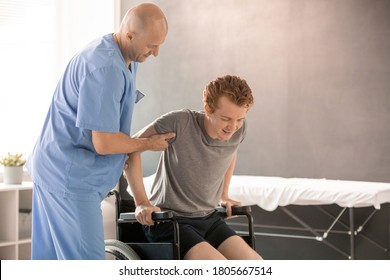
[203,75,254,113]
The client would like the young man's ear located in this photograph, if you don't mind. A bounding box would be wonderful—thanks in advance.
[204,103,213,116]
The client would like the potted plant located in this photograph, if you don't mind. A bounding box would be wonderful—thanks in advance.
[0,153,26,184]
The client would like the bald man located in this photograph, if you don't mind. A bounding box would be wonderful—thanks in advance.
[27,3,174,260]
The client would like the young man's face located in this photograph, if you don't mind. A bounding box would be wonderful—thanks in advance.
[204,96,248,141]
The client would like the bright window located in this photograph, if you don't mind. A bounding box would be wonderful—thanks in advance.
[0,0,116,168]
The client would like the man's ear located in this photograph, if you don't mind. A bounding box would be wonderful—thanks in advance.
[127,31,134,41]
[204,103,213,116]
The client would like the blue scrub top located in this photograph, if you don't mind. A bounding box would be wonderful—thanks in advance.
[27,33,140,201]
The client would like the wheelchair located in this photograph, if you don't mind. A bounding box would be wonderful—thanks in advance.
[104,177,256,260]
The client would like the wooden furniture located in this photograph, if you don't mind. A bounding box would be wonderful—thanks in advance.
[0,182,33,260]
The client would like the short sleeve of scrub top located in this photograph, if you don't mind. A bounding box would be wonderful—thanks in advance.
[76,66,125,133]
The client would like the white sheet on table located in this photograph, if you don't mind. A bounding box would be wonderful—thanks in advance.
[133,174,390,211]
[228,176,390,211]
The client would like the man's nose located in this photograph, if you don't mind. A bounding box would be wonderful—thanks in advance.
[228,120,236,127]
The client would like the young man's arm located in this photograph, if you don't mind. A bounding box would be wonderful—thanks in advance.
[220,152,241,217]
[124,124,163,225]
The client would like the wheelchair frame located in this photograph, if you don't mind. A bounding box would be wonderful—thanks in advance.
[105,189,256,260]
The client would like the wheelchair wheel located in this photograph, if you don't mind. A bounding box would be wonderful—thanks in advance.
[105,239,141,260]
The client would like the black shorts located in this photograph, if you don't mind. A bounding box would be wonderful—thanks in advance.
[143,210,237,259]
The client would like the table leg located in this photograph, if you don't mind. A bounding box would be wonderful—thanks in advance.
[349,208,355,260]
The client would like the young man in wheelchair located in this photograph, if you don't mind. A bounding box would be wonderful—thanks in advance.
[124,75,262,260]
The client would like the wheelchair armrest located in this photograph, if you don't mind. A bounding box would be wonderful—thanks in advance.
[216,205,252,216]
[152,211,174,220]
[232,205,252,216]
[119,211,174,222]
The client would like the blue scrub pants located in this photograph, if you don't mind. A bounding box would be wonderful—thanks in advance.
[31,183,105,260]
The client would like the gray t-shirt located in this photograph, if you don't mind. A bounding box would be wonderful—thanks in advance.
[149,109,246,217]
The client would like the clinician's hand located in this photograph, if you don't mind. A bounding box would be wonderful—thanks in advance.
[147,132,175,151]
[135,203,161,226]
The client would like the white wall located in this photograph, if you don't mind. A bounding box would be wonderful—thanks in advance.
[121,0,390,182]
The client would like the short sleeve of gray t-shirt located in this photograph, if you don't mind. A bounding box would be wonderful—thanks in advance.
[149,109,246,217]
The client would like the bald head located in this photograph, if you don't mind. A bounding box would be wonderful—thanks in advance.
[114,3,168,65]
[120,3,168,36]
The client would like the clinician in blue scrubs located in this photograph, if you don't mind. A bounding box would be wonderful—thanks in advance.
[26,3,175,260]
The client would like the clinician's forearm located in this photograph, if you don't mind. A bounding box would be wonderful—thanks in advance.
[92,127,174,155]
[92,131,150,155]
